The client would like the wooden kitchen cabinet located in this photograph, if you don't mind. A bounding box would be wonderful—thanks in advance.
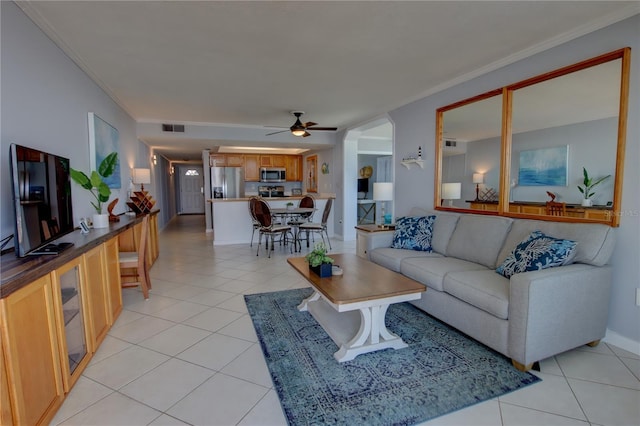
[226,154,244,167]
[210,154,226,167]
[244,154,260,181]
[104,237,122,323]
[286,155,302,181]
[83,245,111,352]
[0,274,64,425]
[272,155,286,167]
[259,155,273,167]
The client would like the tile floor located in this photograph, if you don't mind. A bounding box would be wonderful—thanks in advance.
[51,215,640,426]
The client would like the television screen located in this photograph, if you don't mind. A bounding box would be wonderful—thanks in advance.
[10,143,75,257]
[357,178,369,193]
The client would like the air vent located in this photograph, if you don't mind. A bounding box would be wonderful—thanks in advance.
[445,139,457,147]
[162,124,185,133]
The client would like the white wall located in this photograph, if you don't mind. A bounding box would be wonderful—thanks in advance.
[1,2,158,245]
[388,15,640,347]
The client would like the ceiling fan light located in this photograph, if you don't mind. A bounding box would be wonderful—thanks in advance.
[291,128,306,137]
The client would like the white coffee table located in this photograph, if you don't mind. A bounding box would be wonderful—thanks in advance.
[288,254,425,362]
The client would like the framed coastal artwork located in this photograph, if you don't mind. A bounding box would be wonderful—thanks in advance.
[306,155,318,193]
[518,146,568,186]
[88,112,121,188]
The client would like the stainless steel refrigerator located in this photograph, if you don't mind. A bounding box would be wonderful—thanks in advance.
[211,167,245,199]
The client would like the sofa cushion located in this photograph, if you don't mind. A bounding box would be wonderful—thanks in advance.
[497,219,615,267]
[391,215,436,251]
[496,230,577,278]
[400,256,488,292]
[443,270,510,319]
[404,208,460,255]
[369,248,440,272]
[446,215,513,268]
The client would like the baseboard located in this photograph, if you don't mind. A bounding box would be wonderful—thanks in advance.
[603,329,640,356]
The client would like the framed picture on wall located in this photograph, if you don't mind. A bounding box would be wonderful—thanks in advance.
[88,112,121,188]
[306,155,318,193]
[518,146,568,186]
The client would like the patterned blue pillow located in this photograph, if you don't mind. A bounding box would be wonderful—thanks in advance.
[496,230,577,278]
[391,216,436,251]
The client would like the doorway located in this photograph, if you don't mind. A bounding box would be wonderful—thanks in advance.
[178,166,205,214]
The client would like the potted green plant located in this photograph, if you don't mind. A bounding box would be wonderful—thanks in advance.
[305,242,334,277]
[70,152,118,228]
[577,166,611,207]
[286,201,294,211]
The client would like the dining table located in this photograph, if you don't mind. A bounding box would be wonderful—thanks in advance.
[271,207,315,252]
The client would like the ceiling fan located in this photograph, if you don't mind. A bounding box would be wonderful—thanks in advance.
[266,111,337,137]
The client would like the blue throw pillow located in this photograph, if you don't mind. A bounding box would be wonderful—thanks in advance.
[391,216,436,251]
[496,230,577,278]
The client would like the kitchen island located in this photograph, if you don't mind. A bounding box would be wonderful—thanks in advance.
[208,195,335,245]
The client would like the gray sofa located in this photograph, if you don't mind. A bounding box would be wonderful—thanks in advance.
[367,208,615,370]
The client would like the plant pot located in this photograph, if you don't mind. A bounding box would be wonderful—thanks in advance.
[581,198,593,207]
[310,263,333,278]
[286,205,294,211]
[92,213,110,229]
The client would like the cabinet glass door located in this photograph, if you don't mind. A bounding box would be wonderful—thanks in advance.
[58,265,87,375]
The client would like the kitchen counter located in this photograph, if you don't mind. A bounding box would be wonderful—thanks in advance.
[209,196,335,245]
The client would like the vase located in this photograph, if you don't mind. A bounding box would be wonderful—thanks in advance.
[92,213,110,229]
[581,198,593,207]
[310,263,332,278]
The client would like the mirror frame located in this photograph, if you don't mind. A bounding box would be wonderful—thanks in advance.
[435,47,630,227]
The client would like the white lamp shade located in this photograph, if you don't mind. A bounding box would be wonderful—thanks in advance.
[132,168,151,185]
[472,173,484,184]
[442,182,461,200]
[373,182,394,201]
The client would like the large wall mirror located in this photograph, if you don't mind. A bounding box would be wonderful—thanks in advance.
[435,47,630,226]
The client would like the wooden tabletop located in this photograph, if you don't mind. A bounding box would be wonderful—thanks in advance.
[287,253,425,305]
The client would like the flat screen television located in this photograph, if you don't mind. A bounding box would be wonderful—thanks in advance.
[9,143,75,257]
[357,178,369,193]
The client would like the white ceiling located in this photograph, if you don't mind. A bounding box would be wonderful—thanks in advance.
[17,1,639,161]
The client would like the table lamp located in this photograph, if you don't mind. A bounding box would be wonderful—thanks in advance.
[472,173,484,201]
[132,168,151,191]
[373,182,394,226]
[441,182,461,207]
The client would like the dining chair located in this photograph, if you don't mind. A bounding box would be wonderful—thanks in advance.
[254,199,293,258]
[248,196,261,247]
[119,214,151,299]
[545,201,566,216]
[299,198,333,249]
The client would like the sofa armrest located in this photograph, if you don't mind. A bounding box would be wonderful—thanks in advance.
[368,231,394,250]
[508,264,612,366]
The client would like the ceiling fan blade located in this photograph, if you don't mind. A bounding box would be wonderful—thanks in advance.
[302,121,317,128]
[265,129,289,136]
[302,131,311,137]
[306,126,338,131]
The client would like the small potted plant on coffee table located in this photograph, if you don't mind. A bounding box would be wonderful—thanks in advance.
[286,201,294,211]
[305,242,334,278]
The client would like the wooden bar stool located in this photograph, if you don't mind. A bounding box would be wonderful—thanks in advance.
[119,215,151,299]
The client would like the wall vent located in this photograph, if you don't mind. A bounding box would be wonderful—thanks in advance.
[162,123,185,133]
[444,139,457,147]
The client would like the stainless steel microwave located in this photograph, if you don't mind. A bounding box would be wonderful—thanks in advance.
[260,167,286,183]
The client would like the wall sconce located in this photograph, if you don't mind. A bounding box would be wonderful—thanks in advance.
[170,166,175,175]
[442,182,461,207]
[472,173,484,201]
[152,154,157,165]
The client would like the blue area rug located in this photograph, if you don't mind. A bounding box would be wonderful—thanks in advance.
[245,288,540,425]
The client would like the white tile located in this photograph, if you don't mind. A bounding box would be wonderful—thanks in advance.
[609,343,640,360]
[216,293,250,313]
[58,392,161,425]
[419,399,502,425]
[49,377,113,425]
[620,356,640,380]
[177,333,253,371]
[139,323,211,356]
[238,389,287,426]
[150,300,211,322]
[160,284,211,301]
[183,306,244,332]
[218,314,258,342]
[556,351,640,390]
[148,414,191,425]
[186,288,236,306]
[124,294,181,315]
[568,379,640,426]
[88,335,132,365]
[499,372,586,420]
[110,309,144,329]
[83,345,169,389]
[500,403,589,425]
[216,278,262,293]
[119,358,214,411]
[221,343,273,388]
[108,315,175,344]
[167,374,268,426]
